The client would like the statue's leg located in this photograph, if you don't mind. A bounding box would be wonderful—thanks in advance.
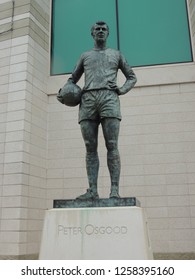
[101,118,121,198]
[76,120,99,200]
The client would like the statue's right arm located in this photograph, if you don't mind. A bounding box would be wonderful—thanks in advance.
[68,55,84,84]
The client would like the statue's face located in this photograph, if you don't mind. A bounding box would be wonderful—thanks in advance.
[92,24,109,43]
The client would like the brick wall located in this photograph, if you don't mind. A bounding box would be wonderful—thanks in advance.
[0,0,49,259]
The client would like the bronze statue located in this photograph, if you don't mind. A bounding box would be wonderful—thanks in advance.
[67,21,137,199]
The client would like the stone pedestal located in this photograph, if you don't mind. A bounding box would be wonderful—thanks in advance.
[39,199,153,260]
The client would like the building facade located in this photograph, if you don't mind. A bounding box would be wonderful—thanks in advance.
[0,0,195,259]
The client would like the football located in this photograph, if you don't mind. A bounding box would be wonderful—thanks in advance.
[57,82,82,107]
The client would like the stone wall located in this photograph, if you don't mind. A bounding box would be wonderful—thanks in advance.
[0,0,49,259]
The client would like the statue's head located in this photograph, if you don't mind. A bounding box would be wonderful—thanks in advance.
[91,21,109,42]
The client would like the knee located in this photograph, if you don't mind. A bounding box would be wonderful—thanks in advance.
[85,140,97,153]
[106,140,118,152]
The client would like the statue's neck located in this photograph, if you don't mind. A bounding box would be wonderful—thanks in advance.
[94,41,107,50]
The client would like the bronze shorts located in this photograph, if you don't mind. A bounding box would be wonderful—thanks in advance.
[79,89,121,123]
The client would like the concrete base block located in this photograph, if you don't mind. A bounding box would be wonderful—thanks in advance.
[39,206,153,260]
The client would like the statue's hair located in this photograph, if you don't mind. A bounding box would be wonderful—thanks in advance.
[91,21,109,36]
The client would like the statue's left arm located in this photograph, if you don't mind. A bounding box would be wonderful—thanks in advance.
[117,53,137,95]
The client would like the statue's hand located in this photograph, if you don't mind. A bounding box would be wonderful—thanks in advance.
[115,87,123,96]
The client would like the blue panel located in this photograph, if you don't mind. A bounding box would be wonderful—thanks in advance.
[51,0,117,75]
[51,0,192,74]
[118,0,192,67]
